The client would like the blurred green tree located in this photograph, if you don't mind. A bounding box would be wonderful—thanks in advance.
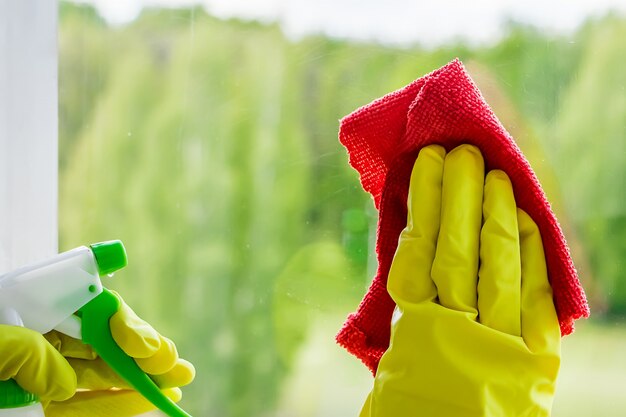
[549,16,626,315]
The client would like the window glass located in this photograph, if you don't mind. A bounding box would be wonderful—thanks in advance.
[59,2,626,416]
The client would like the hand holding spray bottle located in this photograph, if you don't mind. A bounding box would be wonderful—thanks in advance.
[0,241,193,417]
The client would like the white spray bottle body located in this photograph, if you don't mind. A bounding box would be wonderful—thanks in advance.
[0,246,105,415]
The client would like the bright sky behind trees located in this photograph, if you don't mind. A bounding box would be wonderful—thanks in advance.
[72,0,626,46]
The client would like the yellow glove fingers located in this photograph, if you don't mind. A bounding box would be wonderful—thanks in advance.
[518,209,561,354]
[477,170,521,336]
[432,144,484,315]
[109,295,161,359]
[388,145,444,305]
[44,330,98,360]
[43,387,182,417]
[151,358,196,388]
[365,145,561,416]
[135,335,179,375]
[0,325,76,401]
[69,356,195,391]
[67,357,127,390]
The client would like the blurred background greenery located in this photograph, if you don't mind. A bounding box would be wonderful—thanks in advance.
[58,2,626,416]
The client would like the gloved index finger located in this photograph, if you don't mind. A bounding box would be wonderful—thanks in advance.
[387,145,445,306]
[109,294,161,359]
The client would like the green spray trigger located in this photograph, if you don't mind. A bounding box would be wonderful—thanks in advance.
[78,289,193,417]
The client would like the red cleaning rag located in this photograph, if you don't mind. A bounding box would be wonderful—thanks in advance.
[335,59,590,374]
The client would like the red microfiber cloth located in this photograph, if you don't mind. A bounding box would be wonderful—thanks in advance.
[335,59,590,374]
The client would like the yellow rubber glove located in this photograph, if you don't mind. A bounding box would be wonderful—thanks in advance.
[0,291,194,417]
[360,144,561,417]
[0,325,76,401]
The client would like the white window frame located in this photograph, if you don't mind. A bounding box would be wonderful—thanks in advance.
[0,0,58,272]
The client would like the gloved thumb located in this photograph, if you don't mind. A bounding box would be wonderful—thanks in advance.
[0,325,76,401]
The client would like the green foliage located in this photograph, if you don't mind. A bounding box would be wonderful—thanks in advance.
[548,17,626,314]
[273,241,362,370]
[477,22,585,126]
[58,3,112,169]
[58,2,626,414]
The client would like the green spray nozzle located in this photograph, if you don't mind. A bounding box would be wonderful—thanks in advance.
[78,289,193,417]
[90,240,128,275]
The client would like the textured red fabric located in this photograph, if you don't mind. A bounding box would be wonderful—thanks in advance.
[335,59,590,375]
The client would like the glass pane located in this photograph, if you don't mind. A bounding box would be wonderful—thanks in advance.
[59,2,626,416]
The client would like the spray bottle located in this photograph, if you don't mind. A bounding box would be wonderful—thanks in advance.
[0,241,192,417]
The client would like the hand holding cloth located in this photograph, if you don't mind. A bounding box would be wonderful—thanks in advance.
[335,59,589,374]
[359,145,560,416]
